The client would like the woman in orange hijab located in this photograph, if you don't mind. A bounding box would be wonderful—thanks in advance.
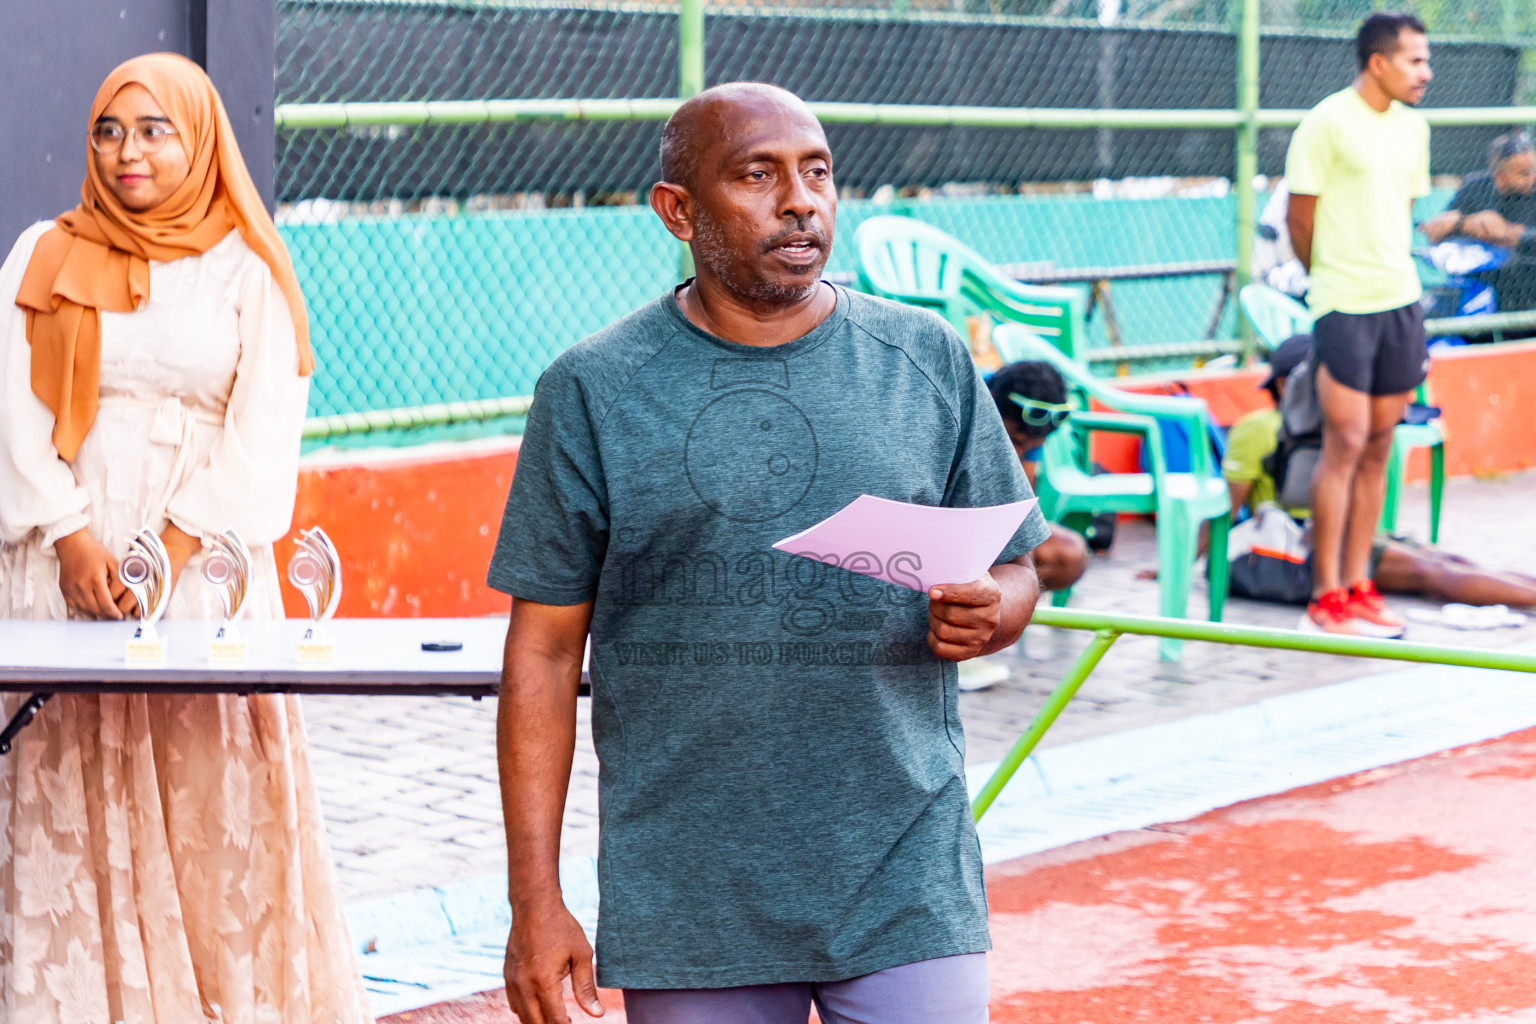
[0,54,372,1023]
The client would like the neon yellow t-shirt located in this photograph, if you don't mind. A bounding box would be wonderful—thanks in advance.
[1285,87,1430,317]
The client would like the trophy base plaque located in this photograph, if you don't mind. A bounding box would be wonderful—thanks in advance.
[126,625,167,664]
[296,625,334,664]
[208,624,248,664]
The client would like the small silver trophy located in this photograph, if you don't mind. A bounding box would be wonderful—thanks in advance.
[288,526,341,663]
[203,528,252,663]
[120,528,172,662]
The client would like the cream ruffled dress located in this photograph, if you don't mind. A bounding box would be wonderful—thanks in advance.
[0,221,373,1024]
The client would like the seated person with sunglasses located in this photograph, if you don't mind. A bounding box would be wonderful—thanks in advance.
[987,361,1090,593]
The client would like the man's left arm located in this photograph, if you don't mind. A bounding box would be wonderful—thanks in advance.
[926,552,1041,661]
[1462,210,1528,249]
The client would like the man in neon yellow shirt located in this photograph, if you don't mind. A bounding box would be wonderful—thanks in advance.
[1285,10,1432,638]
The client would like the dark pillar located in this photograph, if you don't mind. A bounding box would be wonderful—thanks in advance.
[203,0,279,208]
[0,0,276,255]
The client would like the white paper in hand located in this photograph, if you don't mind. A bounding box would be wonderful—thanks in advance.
[772,495,1038,593]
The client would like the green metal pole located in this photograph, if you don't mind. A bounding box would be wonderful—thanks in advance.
[677,0,705,280]
[971,628,1120,821]
[679,0,705,99]
[1233,0,1261,366]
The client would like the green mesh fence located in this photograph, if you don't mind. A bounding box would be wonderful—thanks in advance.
[274,0,1536,444]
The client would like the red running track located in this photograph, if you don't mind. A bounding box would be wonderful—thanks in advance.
[387,725,1536,1023]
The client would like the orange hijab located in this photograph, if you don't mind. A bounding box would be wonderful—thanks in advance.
[15,52,312,461]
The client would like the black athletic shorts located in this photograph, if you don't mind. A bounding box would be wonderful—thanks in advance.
[1311,302,1428,396]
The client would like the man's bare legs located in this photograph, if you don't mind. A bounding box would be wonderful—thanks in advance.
[1310,365,1368,597]
[1375,546,1536,607]
[1311,363,1412,597]
[1341,389,1412,586]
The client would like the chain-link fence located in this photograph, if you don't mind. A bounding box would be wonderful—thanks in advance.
[273,0,1536,445]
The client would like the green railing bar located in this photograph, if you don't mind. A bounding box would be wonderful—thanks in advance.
[302,395,533,440]
[1258,106,1536,129]
[276,100,1536,133]
[970,606,1536,821]
[1254,108,1310,128]
[276,99,1245,131]
[1421,106,1536,127]
[1425,308,1536,338]
[970,627,1120,820]
[274,98,683,130]
[1083,340,1243,362]
[707,6,1212,32]
[806,104,1243,129]
[1031,607,1536,670]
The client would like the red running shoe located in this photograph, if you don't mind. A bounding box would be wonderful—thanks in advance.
[1300,588,1362,636]
[1347,580,1407,639]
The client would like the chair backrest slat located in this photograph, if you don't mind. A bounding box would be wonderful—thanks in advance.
[1238,283,1313,352]
[855,215,1088,359]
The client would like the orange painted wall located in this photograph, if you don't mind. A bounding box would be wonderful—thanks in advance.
[285,343,1536,618]
[1413,340,1536,478]
[276,444,518,619]
[1093,342,1536,482]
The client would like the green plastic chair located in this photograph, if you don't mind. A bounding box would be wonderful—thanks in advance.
[1239,284,1443,542]
[1379,383,1445,544]
[994,325,1231,661]
[1238,283,1310,351]
[854,214,1089,359]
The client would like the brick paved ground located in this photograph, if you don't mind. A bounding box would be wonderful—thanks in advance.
[308,472,1536,903]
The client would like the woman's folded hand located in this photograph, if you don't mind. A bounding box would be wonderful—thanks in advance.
[54,527,129,620]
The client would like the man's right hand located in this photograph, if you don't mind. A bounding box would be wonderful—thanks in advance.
[1419,209,1463,245]
[54,528,131,620]
[504,899,603,1024]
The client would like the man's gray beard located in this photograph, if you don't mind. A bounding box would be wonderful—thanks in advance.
[692,212,821,308]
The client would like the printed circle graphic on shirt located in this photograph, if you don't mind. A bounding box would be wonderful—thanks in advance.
[685,389,818,522]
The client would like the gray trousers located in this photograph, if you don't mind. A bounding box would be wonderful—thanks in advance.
[622,953,989,1024]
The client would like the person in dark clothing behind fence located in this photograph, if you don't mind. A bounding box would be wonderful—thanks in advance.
[1421,129,1536,312]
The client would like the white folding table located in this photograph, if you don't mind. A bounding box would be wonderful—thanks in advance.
[0,617,542,753]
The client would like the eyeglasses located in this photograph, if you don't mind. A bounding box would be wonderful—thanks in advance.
[89,121,179,156]
[1009,393,1072,429]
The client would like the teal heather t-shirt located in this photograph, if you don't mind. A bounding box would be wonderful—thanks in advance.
[487,284,1049,989]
